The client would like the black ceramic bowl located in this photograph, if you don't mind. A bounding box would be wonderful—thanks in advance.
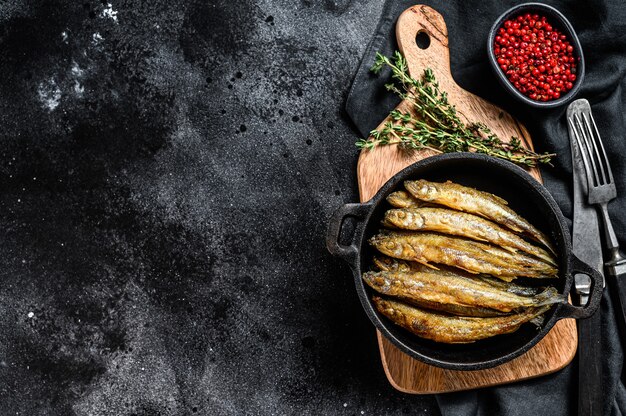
[326,153,602,370]
[487,3,585,109]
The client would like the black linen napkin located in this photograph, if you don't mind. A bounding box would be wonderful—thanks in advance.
[346,1,626,415]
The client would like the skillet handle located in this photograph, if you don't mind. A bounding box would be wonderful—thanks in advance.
[556,255,603,319]
[326,203,370,269]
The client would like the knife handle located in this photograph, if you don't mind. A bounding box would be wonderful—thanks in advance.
[557,255,604,319]
[606,259,626,338]
[577,311,603,416]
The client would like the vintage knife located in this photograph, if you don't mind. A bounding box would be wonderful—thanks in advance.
[567,102,604,416]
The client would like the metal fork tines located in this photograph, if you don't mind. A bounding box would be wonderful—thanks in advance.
[568,100,622,263]
[567,98,626,332]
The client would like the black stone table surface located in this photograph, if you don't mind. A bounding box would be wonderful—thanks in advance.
[0,1,439,414]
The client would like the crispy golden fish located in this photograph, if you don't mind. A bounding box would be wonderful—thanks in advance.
[364,269,506,317]
[372,256,544,297]
[373,296,550,343]
[386,191,422,208]
[369,231,558,281]
[404,180,556,253]
[382,207,557,266]
[362,271,563,313]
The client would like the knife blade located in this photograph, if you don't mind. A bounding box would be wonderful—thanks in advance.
[567,103,605,416]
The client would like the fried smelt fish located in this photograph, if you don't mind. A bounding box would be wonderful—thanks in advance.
[369,231,558,281]
[364,270,506,317]
[362,271,564,313]
[404,179,556,254]
[373,255,545,297]
[383,208,557,266]
[373,296,550,343]
[386,191,422,208]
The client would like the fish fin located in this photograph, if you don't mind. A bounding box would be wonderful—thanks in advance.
[372,257,390,272]
[453,265,481,275]
[380,218,397,228]
[529,315,545,327]
[533,287,567,306]
[489,274,515,282]
[412,258,439,270]
[486,192,509,206]
[500,246,518,254]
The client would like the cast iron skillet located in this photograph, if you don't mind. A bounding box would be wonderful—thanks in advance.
[326,153,602,371]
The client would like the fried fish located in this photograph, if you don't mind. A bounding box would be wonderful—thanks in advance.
[369,231,558,281]
[383,207,557,265]
[404,179,556,253]
[373,296,550,343]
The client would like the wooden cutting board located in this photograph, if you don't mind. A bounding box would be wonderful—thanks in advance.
[356,4,577,394]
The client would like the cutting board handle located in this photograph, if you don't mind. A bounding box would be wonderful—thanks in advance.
[396,5,453,90]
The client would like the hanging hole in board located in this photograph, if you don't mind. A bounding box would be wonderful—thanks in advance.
[415,31,430,49]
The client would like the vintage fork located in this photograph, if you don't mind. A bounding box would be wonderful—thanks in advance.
[568,98,626,331]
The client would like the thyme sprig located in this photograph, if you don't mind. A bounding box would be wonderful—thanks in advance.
[356,51,555,167]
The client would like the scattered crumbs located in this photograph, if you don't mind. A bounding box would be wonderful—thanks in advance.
[101,3,119,22]
[343,403,348,408]
[27,312,34,318]
[361,411,365,415]
[61,31,68,42]
[37,78,62,111]
[21,259,26,264]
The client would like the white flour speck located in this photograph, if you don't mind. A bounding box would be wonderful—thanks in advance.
[61,31,68,43]
[71,61,84,77]
[343,403,347,408]
[37,78,62,111]
[101,3,118,22]
[27,312,34,318]
[74,81,85,96]
[92,32,104,44]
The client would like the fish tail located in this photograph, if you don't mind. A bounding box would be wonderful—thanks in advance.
[414,259,439,270]
[529,315,545,327]
[538,234,558,255]
[533,287,567,307]
[533,249,559,267]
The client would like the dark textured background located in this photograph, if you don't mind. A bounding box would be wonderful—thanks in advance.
[0,0,440,414]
